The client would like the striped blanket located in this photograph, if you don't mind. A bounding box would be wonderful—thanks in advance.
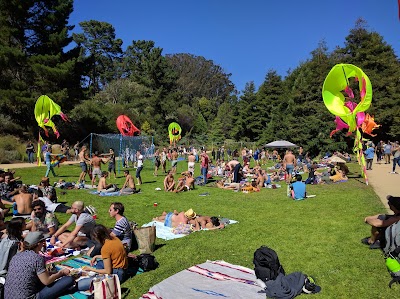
[140,260,265,299]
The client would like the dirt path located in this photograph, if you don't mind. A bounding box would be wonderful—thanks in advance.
[0,160,79,169]
[364,161,400,211]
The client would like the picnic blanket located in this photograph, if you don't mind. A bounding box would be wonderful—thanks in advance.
[140,260,265,299]
[142,220,238,241]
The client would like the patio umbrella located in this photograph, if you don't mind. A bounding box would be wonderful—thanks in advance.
[328,155,347,163]
[265,140,298,148]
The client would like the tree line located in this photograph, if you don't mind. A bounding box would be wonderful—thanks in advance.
[0,1,399,156]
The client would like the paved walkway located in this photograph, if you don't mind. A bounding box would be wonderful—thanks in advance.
[365,161,400,211]
[1,159,399,210]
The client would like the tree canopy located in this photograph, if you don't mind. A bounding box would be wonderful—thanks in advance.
[0,3,398,155]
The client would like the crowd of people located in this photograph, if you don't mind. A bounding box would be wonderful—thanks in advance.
[0,166,136,298]
[0,137,397,298]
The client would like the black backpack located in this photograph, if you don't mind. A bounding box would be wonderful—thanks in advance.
[253,245,285,282]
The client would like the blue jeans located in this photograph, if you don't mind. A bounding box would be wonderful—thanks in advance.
[45,162,56,177]
[201,167,208,184]
[393,157,400,172]
[77,260,126,291]
[28,151,34,163]
[37,276,75,299]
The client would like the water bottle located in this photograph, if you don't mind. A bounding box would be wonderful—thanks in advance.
[386,257,400,274]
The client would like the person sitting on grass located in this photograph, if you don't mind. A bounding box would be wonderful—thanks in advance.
[27,200,59,237]
[362,195,400,249]
[39,177,57,202]
[4,231,74,299]
[288,174,306,200]
[4,185,33,217]
[50,201,96,249]
[77,225,128,292]
[329,165,348,183]
[163,170,175,192]
[174,171,195,193]
[119,170,138,195]
[97,171,115,193]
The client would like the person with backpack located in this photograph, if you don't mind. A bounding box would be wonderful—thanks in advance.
[362,195,400,249]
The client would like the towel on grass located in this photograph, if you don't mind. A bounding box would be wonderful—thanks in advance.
[142,220,238,241]
[140,260,265,299]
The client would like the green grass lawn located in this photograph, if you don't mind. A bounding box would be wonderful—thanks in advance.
[8,160,399,298]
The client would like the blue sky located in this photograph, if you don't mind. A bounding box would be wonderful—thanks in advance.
[68,0,399,92]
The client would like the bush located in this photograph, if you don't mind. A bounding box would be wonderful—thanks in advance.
[0,135,27,163]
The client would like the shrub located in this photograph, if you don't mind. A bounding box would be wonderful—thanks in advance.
[0,135,27,163]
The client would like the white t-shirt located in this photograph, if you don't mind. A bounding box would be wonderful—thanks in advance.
[137,155,143,167]
[39,196,60,213]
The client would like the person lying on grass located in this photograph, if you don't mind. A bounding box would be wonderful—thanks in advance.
[362,195,400,249]
[153,208,197,228]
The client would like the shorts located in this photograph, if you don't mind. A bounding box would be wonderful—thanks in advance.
[171,160,178,167]
[55,204,70,213]
[80,162,87,172]
[286,164,294,174]
[92,168,102,178]
[136,166,143,178]
[164,212,173,227]
[108,163,115,172]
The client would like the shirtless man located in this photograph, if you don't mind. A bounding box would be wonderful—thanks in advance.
[174,172,195,193]
[226,160,242,183]
[255,168,265,188]
[11,186,33,216]
[90,151,106,187]
[97,171,114,192]
[283,150,296,183]
[120,170,137,194]
[164,171,175,192]
[189,215,225,230]
[155,209,196,228]
[78,146,90,184]
[171,148,179,174]
[187,152,196,176]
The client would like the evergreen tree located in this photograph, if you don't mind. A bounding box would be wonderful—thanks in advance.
[73,20,123,95]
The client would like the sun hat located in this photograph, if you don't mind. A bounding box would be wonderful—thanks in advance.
[184,208,197,219]
[24,231,46,247]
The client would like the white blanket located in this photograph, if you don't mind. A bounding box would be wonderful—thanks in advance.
[142,220,238,241]
[140,260,265,299]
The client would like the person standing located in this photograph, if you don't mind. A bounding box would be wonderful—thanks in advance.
[78,145,90,184]
[154,149,161,176]
[136,150,143,185]
[200,150,209,185]
[44,146,57,178]
[73,141,80,161]
[161,148,167,174]
[282,150,296,184]
[364,143,375,170]
[187,152,196,176]
[391,142,400,174]
[26,140,35,164]
[384,141,392,164]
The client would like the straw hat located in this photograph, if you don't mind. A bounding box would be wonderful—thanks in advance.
[184,208,197,219]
